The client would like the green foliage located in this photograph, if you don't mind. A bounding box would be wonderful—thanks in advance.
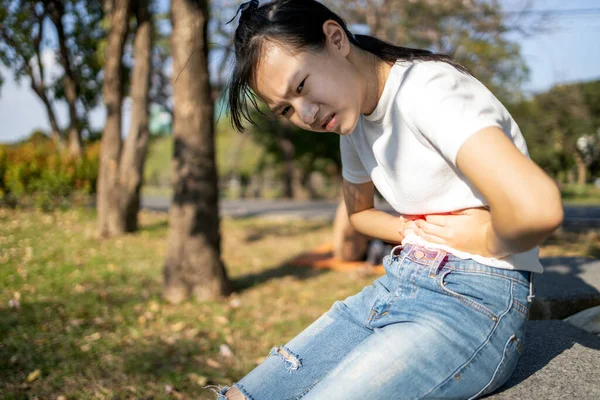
[510,79,600,181]
[0,134,100,210]
[0,1,40,88]
[52,0,105,113]
[0,0,105,136]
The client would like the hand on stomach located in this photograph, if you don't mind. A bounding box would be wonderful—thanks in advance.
[397,207,501,258]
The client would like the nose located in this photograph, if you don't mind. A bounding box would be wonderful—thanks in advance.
[297,100,318,126]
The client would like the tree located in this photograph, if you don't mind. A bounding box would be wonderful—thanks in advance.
[45,0,83,157]
[0,1,63,145]
[118,0,153,231]
[0,0,104,153]
[45,0,105,157]
[531,82,599,185]
[149,10,173,118]
[96,0,152,236]
[164,0,231,303]
[97,0,132,237]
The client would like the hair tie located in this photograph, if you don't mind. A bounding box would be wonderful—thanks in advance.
[226,0,260,25]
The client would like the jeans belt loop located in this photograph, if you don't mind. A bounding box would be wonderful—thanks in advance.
[390,244,404,261]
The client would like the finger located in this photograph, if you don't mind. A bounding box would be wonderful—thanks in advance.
[414,227,446,245]
[402,221,418,237]
[424,214,450,226]
[403,228,417,237]
[404,221,418,231]
[416,219,447,238]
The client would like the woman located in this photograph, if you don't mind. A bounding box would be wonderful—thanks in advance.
[208,0,564,399]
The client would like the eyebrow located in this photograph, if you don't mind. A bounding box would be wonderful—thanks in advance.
[269,71,301,114]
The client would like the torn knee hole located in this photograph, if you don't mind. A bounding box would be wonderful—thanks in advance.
[224,387,248,399]
[271,345,302,372]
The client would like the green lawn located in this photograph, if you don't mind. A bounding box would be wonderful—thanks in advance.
[1,208,598,399]
[0,209,368,399]
[561,184,600,205]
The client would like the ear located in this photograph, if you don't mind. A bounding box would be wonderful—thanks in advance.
[322,20,350,56]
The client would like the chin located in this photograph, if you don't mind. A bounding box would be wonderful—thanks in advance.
[339,114,359,135]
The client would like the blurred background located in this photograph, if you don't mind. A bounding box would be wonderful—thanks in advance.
[1,0,599,398]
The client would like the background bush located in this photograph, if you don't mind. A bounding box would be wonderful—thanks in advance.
[0,133,100,211]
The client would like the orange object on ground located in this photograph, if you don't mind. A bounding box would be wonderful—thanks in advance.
[290,242,385,274]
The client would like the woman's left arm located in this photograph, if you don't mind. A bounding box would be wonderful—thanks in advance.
[455,126,564,256]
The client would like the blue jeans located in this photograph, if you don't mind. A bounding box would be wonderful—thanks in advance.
[208,244,533,400]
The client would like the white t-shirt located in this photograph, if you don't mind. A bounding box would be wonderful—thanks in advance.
[341,60,543,273]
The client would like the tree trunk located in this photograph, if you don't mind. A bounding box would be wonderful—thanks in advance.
[33,82,63,146]
[574,150,587,185]
[47,0,83,158]
[164,0,231,303]
[567,168,576,184]
[21,1,64,148]
[118,0,152,232]
[97,0,131,237]
[67,126,83,158]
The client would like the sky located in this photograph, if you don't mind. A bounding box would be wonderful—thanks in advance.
[0,0,599,143]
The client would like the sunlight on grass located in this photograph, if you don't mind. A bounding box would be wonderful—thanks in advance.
[0,209,369,399]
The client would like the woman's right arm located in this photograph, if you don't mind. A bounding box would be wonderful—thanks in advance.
[343,178,406,244]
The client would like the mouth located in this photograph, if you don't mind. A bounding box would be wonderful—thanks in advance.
[320,113,336,131]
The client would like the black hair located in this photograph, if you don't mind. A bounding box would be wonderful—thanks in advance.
[228,0,469,132]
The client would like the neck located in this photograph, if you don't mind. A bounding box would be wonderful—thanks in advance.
[349,47,393,116]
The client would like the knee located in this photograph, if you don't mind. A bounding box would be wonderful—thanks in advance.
[224,387,248,399]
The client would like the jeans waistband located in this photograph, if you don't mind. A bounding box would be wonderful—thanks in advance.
[389,243,536,303]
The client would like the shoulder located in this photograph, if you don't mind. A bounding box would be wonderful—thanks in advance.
[400,61,475,96]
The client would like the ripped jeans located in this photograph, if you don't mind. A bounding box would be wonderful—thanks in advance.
[208,244,534,400]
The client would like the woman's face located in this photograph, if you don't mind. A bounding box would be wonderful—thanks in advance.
[253,26,364,135]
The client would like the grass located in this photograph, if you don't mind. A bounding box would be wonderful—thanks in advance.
[0,209,365,399]
[561,184,600,205]
[1,208,599,399]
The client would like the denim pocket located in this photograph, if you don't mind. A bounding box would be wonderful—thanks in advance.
[438,268,508,322]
